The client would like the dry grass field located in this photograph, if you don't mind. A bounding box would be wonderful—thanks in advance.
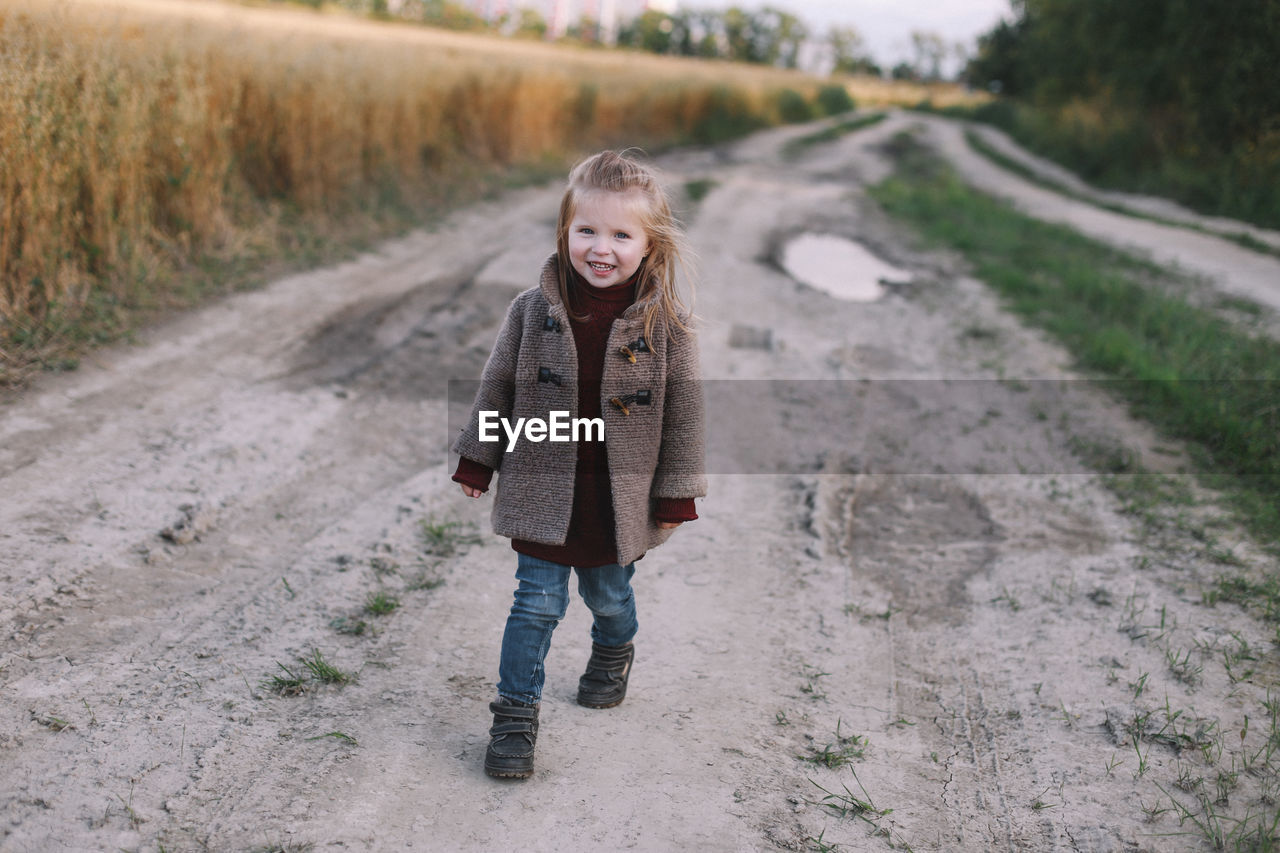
[0,0,981,384]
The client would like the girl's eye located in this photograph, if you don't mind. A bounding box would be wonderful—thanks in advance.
[615,232,630,240]
[578,227,594,235]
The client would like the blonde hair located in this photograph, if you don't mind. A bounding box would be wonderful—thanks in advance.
[555,150,694,342]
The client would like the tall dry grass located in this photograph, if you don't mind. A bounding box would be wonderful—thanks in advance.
[0,0,971,382]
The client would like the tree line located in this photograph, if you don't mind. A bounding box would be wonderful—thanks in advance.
[344,0,975,81]
[617,11,964,82]
[616,7,879,74]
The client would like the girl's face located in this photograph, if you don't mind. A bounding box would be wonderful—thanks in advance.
[567,190,651,289]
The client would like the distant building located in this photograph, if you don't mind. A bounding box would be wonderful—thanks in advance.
[599,0,617,43]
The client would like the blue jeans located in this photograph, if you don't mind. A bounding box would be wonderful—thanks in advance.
[497,553,638,705]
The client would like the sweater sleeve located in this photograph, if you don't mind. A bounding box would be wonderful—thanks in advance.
[450,294,526,470]
[651,321,708,500]
[654,496,698,523]
[452,456,494,492]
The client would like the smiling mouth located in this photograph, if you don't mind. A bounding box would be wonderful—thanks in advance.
[588,261,615,273]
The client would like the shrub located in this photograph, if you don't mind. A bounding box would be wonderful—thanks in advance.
[687,86,770,144]
[815,84,856,116]
[775,88,815,123]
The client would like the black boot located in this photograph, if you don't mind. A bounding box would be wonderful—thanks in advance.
[484,698,538,779]
[577,641,635,709]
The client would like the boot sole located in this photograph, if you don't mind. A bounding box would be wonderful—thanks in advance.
[484,760,534,779]
[485,767,533,779]
[577,696,625,709]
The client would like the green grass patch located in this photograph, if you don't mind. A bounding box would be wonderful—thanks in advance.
[869,131,1280,555]
[364,590,401,616]
[261,649,357,695]
[1091,459,1248,569]
[406,568,446,591]
[800,720,868,769]
[1205,575,1280,628]
[418,517,482,557]
[329,615,369,636]
[782,112,887,159]
[300,649,356,685]
[261,661,311,696]
[683,179,719,205]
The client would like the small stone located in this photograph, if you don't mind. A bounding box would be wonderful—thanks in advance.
[159,503,216,545]
[1088,587,1114,606]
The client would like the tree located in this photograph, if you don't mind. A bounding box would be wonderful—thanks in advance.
[909,30,947,82]
[828,25,880,76]
[889,61,917,82]
[566,14,600,44]
[757,6,807,68]
[721,7,759,63]
[965,0,1280,155]
[398,0,488,31]
[510,7,547,40]
[672,10,722,58]
[619,5,812,67]
[963,15,1027,94]
[619,10,675,54]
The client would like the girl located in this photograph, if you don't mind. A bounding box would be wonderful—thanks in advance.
[451,150,706,779]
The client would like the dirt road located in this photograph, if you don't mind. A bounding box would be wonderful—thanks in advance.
[3,113,1278,851]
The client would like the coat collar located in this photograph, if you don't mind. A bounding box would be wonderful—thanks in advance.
[538,254,561,305]
[540,254,652,321]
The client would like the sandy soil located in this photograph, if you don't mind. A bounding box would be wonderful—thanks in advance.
[2,114,1277,852]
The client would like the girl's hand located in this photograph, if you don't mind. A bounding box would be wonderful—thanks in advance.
[459,484,484,498]
[657,520,683,530]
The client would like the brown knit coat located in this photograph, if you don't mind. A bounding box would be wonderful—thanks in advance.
[452,255,707,566]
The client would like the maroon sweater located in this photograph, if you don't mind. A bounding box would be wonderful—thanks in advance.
[453,271,697,567]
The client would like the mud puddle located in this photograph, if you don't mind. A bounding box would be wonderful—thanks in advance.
[780,233,911,301]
